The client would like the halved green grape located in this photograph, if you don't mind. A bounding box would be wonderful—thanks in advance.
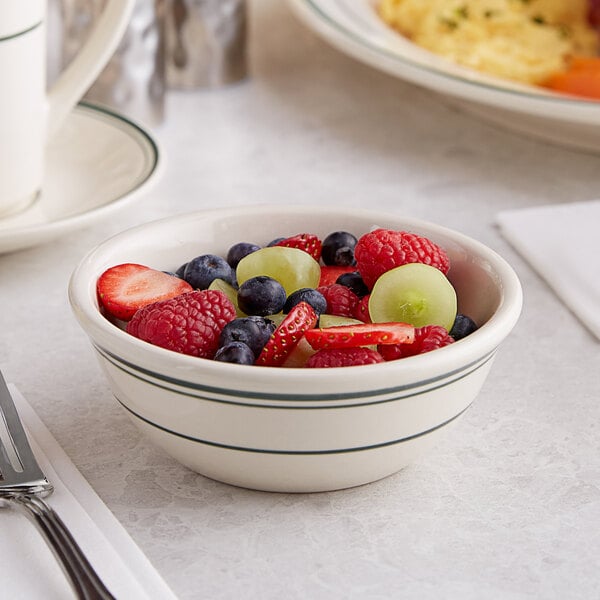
[369,263,457,332]
[208,278,245,317]
[319,314,362,328]
[236,247,321,296]
[266,312,285,327]
[282,337,316,368]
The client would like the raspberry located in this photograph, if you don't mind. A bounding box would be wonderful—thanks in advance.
[306,347,385,368]
[126,290,236,359]
[378,325,453,360]
[353,294,371,323]
[355,229,450,289]
[317,284,359,317]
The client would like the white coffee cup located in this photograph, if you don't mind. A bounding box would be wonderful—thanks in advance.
[0,0,135,218]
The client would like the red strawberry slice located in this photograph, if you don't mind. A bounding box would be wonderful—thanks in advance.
[318,265,356,287]
[378,325,453,360]
[304,322,414,350]
[275,233,322,261]
[255,302,318,366]
[97,263,193,321]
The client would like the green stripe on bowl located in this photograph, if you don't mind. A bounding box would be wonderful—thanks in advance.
[95,343,495,408]
[116,395,473,455]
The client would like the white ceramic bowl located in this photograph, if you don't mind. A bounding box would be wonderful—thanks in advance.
[69,205,522,493]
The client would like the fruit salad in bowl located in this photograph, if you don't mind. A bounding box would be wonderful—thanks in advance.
[96,226,470,368]
[69,205,522,492]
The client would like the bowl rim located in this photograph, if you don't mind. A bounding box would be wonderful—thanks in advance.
[68,204,523,395]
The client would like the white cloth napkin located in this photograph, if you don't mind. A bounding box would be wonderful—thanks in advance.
[496,199,600,341]
[2,385,178,600]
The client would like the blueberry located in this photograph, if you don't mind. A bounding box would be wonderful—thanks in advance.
[226,242,261,269]
[321,231,358,266]
[283,288,327,316]
[214,342,255,365]
[267,237,285,247]
[183,254,234,289]
[336,272,369,297]
[449,314,478,340]
[219,316,276,356]
[237,276,286,316]
[175,262,188,279]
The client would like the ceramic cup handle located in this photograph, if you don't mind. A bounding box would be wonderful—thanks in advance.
[47,0,135,139]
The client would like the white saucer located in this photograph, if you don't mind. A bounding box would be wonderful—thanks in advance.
[0,103,161,254]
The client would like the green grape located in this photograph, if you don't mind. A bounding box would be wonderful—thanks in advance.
[236,247,321,296]
[282,337,316,368]
[319,314,362,328]
[369,263,457,331]
[266,312,285,327]
[208,278,245,317]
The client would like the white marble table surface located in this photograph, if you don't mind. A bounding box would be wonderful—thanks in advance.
[2,2,600,598]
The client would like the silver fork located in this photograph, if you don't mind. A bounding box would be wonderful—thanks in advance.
[0,372,115,599]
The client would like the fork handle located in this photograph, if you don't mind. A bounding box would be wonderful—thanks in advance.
[11,495,116,600]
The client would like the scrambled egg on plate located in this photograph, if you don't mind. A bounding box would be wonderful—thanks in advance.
[379,0,599,84]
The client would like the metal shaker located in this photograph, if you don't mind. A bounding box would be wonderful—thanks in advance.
[165,0,248,89]
[59,0,166,125]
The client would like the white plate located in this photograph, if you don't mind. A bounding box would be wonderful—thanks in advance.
[0,103,161,254]
[289,0,600,153]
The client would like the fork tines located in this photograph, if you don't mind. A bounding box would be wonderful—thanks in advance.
[0,372,52,495]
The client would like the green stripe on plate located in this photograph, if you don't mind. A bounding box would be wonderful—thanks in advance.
[0,21,42,43]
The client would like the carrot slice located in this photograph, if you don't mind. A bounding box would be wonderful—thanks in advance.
[568,57,600,71]
[545,57,600,100]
